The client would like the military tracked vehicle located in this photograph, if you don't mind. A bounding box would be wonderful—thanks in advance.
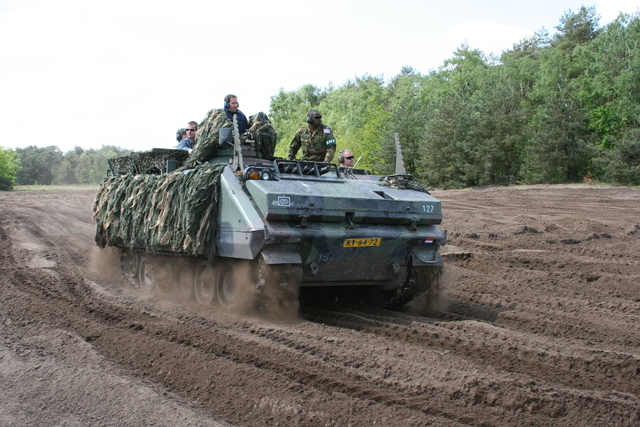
[93,110,446,313]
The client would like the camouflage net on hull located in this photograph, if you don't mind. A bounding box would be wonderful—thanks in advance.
[93,163,226,258]
[378,174,431,195]
[187,109,232,164]
[185,109,277,166]
[247,112,277,160]
[108,149,189,175]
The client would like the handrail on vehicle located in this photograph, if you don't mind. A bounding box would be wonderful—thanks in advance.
[274,159,341,180]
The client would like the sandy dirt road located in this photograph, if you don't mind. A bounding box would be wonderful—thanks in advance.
[0,185,638,426]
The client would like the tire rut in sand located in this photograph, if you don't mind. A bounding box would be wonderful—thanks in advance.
[300,305,639,423]
[1,186,639,426]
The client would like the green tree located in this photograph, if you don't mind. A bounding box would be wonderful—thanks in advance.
[520,7,603,183]
[269,84,329,158]
[15,146,63,185]
[386,66,429,176]
[357,102,391,173]
[75,146,120,184]
[474,67,529,184]
[0,147,20,191]
[319,74,389,171]
[418,46,498,187]
[574,13,640,147]
[552,6,602,54]
[54,146,84,184]
[524,94,596,182]
[594,128,640,185]
[501,30,549,99]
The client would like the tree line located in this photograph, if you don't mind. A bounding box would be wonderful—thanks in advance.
[0,146,130,190]
[270,6,640,188]
[1,6,638,190]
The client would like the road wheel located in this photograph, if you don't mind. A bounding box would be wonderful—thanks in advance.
[362,286,395,308]
[216,263,240,310]
[194,260,216,306]
[333,286,361,304]
[249,260,301,318]
[120,249,139,287]
[138,255,159,294]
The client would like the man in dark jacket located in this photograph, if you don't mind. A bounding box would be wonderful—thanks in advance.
[224,94,248,134]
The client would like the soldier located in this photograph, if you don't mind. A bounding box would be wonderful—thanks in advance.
[287,109,336,163]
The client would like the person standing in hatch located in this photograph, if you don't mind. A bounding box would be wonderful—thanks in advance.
[338,149,355,168]
[287,109,336,163]
[223,94,248,134]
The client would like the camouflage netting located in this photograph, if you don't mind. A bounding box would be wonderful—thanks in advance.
[93,163,226,258]
[378,175,432,195]
[247,112,277,160]
[184,109,277,166]
[187,109,232,165]
[108,149,189,175]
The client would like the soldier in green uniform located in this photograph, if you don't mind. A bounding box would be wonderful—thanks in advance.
[287,109,337,162]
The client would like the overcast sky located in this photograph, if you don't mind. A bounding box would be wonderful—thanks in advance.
[1,0,637,153]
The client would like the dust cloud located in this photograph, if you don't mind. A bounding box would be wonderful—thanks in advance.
[87,246,123,286]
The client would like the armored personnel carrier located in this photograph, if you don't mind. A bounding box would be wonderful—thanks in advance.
[93,110,446,313]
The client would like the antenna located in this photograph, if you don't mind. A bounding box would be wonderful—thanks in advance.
[232,114,243,172]
[354,156,362,168]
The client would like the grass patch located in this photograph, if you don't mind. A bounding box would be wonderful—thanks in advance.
[14,184,100,191]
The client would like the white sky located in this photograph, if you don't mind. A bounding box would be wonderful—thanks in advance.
[1,0,637,153]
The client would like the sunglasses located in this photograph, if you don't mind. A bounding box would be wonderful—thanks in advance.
[312,116,322,119]
[344,156,354,160]
[186,128,197,131]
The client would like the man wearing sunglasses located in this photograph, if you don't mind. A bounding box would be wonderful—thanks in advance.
[175,121,198,152]
[287,109,337,163]
[339,149,355,168]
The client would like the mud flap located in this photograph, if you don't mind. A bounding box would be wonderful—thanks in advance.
[412,250,442,266]
[260,248,301,265]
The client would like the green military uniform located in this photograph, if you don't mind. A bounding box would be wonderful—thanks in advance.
[287,124,337,162]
